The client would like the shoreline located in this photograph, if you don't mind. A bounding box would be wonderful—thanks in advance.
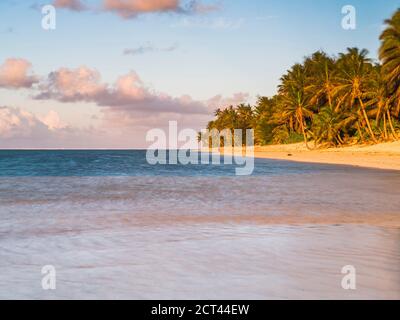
[207,141,400,171]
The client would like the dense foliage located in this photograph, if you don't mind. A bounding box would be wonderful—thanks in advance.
[207,9,400,147]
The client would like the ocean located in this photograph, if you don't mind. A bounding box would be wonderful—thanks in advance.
[0,150,399,299]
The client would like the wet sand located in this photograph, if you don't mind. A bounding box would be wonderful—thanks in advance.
[1,223,399,300]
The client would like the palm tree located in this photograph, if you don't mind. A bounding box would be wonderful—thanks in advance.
[379,9,400,139]
[207,9,400,147]
[236,104,254,130]
[214,108,222,118]
[312,106,346,146]
[304,51,336,109]
[253,96,280,144]
[279,64,314,148]
[380,9,400,101]
[334,47,378,143]
[365,65,398,140]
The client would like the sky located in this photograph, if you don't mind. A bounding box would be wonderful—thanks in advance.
[0,0,399,148]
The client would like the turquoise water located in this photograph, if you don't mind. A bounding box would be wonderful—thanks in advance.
[0,149,368,176]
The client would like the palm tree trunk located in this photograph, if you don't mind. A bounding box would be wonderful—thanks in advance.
[299,119,313,150]
[358,98,378,143]
[383,113,388,140]
[357,122,365,143]
[328,92,333,109]
[387,110,399,140]
[337,134,345,145]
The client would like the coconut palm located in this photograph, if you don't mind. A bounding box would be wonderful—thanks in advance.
[304,51,337,110]
[206,9,400,147]
[334,47,378,142]
[236,104,254,130]
[379,9,400,138]
[380,9,400,101]
[365,65,398,140]
[279,64,314,148]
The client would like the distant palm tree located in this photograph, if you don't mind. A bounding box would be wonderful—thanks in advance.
[214,108,222,118]
[236,104,254,130]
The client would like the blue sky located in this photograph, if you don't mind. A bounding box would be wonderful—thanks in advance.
[0,0,399,148]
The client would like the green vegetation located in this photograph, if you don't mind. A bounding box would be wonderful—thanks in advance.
[207,9,400,147]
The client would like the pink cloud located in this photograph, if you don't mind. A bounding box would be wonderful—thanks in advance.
[206,92,251,111]
[0,106,108,148]
[53,0,86,11]
[97,72,209,114]
[0,58,38,89]
[51,0,219,18]
[36,67,106,102]
[187,0,222,14]
[1,59,250,148]
[0,106,158,149]
[103,0,180,18]
[39,110,67,130]
[36,68,209,115]
[0,107,64,140]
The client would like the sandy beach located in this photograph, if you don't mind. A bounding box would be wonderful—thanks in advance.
[211,141,400,171]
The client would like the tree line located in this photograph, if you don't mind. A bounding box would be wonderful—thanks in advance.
[206,9,400,148]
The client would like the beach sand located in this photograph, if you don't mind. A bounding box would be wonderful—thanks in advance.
[212,140,400,171]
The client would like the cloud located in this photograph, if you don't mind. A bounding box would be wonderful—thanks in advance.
[103,0,180,18]
[0,106,109,148]
[39,110,67,130]
[0,106,65,140]
[0,105,210,148]
[50,0,219,18]
[53,0,87,11]
[36,67,209,115]
[35,67,106,102]
[187,0,222,14]
[0,58,38,89]
[96,90,247,148]
[1,59,251,148]
[206,92,250,111]
[123,43,179,56]
[103,0,220,18]
[172,16,244,30]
